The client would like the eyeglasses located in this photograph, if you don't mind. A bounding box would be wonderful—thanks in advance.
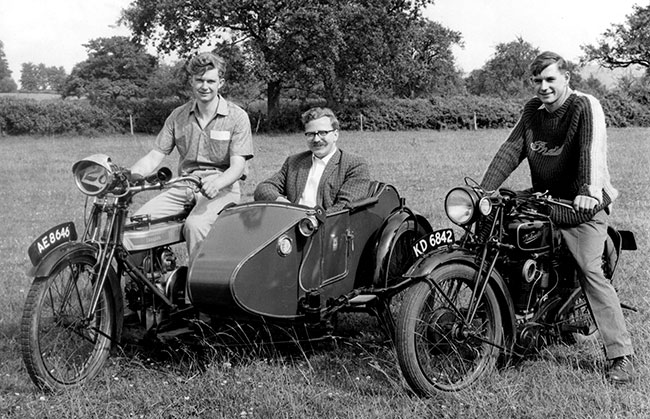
[304,129,335,139]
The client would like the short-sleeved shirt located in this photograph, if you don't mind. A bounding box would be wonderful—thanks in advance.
[154,96,254,176]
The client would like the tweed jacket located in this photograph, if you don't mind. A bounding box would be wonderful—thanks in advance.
[254,148,371,213]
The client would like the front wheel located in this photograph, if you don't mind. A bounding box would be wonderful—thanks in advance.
[20,255,117,391]
[396,264,504,394]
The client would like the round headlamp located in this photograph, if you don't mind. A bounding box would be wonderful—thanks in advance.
[478,196,493,216]
[72,154,115,196]
[445,186,482,226]
[298,216,319,237]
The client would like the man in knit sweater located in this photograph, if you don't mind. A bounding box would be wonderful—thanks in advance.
[480,51,634,384]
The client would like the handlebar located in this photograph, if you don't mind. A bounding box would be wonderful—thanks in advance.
[126,173,202,194]
[536,194,574,210]
[496,188,575,211]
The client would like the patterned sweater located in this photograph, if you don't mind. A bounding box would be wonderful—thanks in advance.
[480,91,618,226]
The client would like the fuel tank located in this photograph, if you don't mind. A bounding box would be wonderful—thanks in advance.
[123,221,184,252]
[506,217,560,252]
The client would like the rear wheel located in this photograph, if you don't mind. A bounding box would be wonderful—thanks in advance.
[396,264,503,394]
[21,255,117,391]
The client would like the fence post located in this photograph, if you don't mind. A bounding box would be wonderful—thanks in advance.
[359,114,364,131]
[473,112,477,130]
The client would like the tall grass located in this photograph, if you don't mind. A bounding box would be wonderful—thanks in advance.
[1,128,649,418]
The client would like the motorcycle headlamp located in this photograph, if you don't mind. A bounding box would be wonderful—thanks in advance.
[445,186,486,226]
[72,154,117,196]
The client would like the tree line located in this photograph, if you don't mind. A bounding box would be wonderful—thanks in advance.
[1,1,650,133]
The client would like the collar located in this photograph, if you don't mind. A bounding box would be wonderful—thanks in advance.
[312,146,338,165]
[189,95,228,116]
[538,89,574,113]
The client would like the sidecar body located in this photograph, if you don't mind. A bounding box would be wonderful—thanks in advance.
[188,182,431,322]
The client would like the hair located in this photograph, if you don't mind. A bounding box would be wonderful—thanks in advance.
[186,52,227,77]
[301,107,339,130]
[529,51,569,76]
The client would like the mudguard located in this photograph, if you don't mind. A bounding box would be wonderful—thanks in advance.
[27,241,97,278]
[404,246,517,344]
[26,241,124,341]
[372,209,432,288]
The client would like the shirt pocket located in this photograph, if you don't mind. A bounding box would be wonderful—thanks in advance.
[208,130,231,163]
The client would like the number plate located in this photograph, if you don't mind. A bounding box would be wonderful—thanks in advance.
[412,228,455,258]
[28,222,77,266]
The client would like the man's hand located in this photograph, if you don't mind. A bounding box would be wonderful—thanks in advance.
[573,195,598,212]
[201,174,222,199]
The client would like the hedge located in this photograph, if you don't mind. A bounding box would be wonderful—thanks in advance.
[0,98,120,136]
[2,93,650,136]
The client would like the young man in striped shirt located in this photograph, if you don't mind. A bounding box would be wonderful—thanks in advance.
[480,51,635,384]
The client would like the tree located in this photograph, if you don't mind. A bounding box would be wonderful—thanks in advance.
[0,40,17,92]
[61,36,157,106]
[20,63,40,91]
[582,4,650,69]
[466,37,539,98]
[121,0,436,114]
[45,66,67,92]
[390,19,464,98]
[143,60,190,100]
[20,63,66,91]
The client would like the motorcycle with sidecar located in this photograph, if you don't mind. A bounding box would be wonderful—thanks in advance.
[20,154,432,391]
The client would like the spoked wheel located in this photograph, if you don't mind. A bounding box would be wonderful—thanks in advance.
[21,255,117,391]
[555,289,598,345]
[396,264,504,394]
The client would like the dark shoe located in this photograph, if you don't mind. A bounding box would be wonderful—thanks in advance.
[609,356,635,384]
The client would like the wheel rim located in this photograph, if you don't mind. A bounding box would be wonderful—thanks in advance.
[34,260,113,387]
[412,276,500,391]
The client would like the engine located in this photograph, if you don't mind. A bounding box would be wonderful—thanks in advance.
[124,247,179,319]
[499,215,559,314]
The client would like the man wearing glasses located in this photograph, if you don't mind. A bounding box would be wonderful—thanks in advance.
[254,107,370,212]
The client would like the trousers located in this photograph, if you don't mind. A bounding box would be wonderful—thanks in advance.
[133,181,240,262]
[560,210,633,360]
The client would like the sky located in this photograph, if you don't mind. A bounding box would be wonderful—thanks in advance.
[425,0,644,73]
[0,0,645,84]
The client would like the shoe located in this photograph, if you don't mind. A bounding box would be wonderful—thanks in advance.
[609,355,635,384]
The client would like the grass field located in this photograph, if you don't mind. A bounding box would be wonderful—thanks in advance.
[1,128,649,418]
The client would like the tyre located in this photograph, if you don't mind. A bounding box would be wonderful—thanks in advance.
[21,254,117,391]
[396,264,504,394]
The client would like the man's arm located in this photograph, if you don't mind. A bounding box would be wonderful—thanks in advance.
[201,155,246,199]
[575,93,609,208]
[254,158,291,202]
[130,149,167,177]
[480,115,527,191]
[328,155,371,213]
